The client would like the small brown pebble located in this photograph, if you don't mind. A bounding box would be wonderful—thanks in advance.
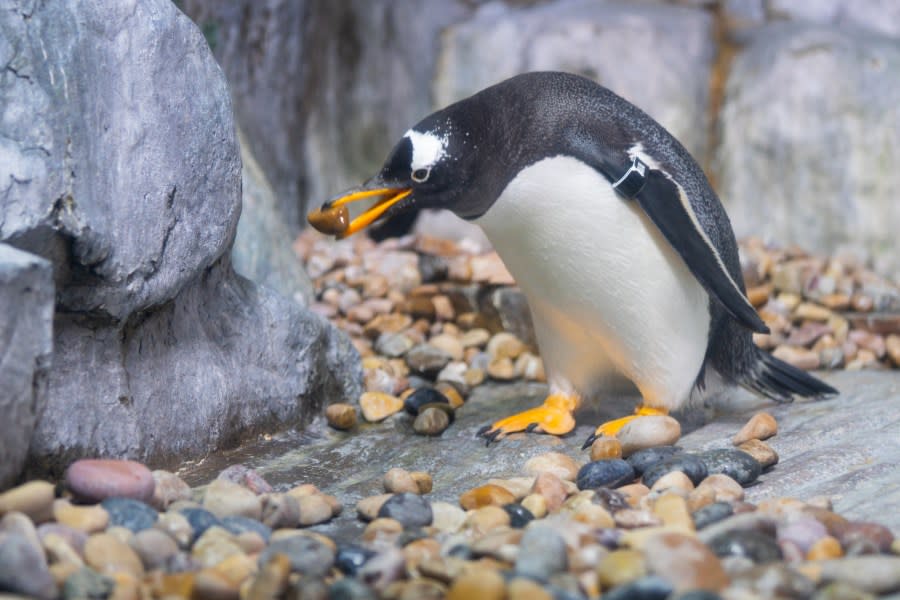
[747,284,773,307]
[356,494,393,521]
[0,480,55,523]
[463,505,511,533]
[460,328,491,348]
[794,302,832,321]
[446,568,505,600]
[596,549,646,589]
[615,508,662,529]
[687,486,716,512]
[507,577,553,600]
[362,517,404,543]
[296,494,334,526]
[738,439,780,468]
[384,468,419,494]
[410,472,433,494]
[432,295,455,321]
[521,494,548,519]
[851,293,874,312]
[307,204,350,236]
[459,484,516,510]
[650,471,695,493]
[325,403,357,430]
[246,553,291,600]
[486,332,525,360]
[523,452,580,482]
[772,345,820,370]
[696,474,745,503]
[531,472,568,512]
[486,357,516,380]
[886,334,900,367]
[732,411,778,445]
[53,499,110,533]
[807,535,843,560]
[413,407,450,436]
[359,391,404,422]
[590,437,623,461]
[436,383,465,409]
[617,416,681,457]
[652,493,694,533]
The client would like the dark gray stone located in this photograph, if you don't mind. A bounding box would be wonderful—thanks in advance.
[692,501,734,530]
[0,245,53,488]
[180,0,473,226]
[641,454,709,488]
[599,575,673,600]
[436,0,716,164]
[101,497,158,532]
[708,529,783,564]
[260,534,335,577]
[62,567,114,600]
[179,507,221,543]
[515,526,567,581]
[717,24,900,278]
[0,532,56,599]
[625,446,683,477]
[695,448,762,486]
[221,515,272,542]
[576,459,635,490]
[377,493,433,529]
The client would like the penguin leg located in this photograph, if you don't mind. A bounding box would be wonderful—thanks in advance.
[478,392,580,444]
[581,406,669,449]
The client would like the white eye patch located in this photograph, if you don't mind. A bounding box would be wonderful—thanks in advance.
[405,129,448,171]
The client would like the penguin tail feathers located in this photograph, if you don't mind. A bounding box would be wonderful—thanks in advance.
[740,348,838,402]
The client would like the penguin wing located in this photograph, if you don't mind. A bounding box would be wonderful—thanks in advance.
[629,168,769,334]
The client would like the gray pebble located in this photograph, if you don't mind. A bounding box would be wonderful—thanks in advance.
[576,459,635,490]
[708,529,783,564]
[599,575,673,600]
[641,454,708,488]
[625,446,683,476]
[692,501,734,530]
[328,576,378,600]
[131,528,179,570]
[0,532,56,599]
[259,534,335,577]
[101,497,159,532]
[377,493,433,528]
[375,332,414,358]
[405,343,452,376]
[62,567,115,600]
[221,515,272,542]
[357,547,405,593]
[515,526,568,581]
[695,449,761,486]
[817,556,900,595]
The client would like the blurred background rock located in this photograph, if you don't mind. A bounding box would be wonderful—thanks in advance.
[180,0,900,280]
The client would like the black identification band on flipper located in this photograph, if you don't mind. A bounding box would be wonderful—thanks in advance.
[609,157,769,334]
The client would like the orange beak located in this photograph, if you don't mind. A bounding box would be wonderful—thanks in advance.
[308,186,412,239]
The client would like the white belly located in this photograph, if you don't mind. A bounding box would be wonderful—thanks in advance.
[474,156,710,409]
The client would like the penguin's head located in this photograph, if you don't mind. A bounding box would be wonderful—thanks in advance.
[309,103,495,238]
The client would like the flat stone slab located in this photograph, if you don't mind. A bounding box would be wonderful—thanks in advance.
[181,370,899,541]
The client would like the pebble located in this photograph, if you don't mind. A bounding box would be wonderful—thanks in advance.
[248,552,291,599]
[816,556,900,594]
[150,470,192,510]
[596,549,646,589]
[590,436,623,461]
[130,529,179,570]
[464,506,511,533]
[643,532,729,592]
[696,474,745,503]
[402,387,451,415]
[617,415,682,457]
[101,497,159,532]
[459,484,516,510]
[179,507,223,543]
[0,532,56,599]
[259,534,335,577]
[413,407,450,435]
[446,568,505,600]
[486,332,525,360]
[503,504,535,529]
[191,526,244,568]
[359,391,404,422]
[695,449,761,486]
[325,403,357,430]
[650,470,695,493]
[405,343,452,375]
[202,479,262,521]
[886,334,900,366]
[531,472,568,512]
[653,493,694,533]
[521,494,548,519]
[708,529,783,564]
[487,357,516,380]
[296,494,335,526]
[154,511,193,549]
[600,575,673,600]
[736,438,779,468]
[66,459,155,504]
[773,345,821,370]
[838,521,895,554]
[430,502,466,533]
[0,481,55,523]
[516,526,568,580]
[53,499,110,533]
[42,532,84,569]
[84,532,145,577]
[808,535,844,560]
[626,446,683,477]
[410,471,433,494]
[576,459,635,490]
[507,577,553,600]
[377,493,433,528]
[523,452,580,482]
[383,468,419,494]
[357,494,393,521]
[732,412,778,445]
[63,567,115,600]
[221,514,272,542]
[488,477,536,500]
[642,454,708,488]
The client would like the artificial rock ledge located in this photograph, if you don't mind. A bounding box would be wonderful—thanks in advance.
[0,0,360,480]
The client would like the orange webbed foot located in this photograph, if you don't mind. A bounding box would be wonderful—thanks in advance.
[478,394,578,445]
[581,406,669,449]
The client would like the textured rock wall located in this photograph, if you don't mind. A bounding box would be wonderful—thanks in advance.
[0,245,53,488]
[0,0,361,480]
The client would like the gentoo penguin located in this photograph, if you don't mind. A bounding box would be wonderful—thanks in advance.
[308,72,837,445]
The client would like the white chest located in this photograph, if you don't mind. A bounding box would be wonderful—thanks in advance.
[474,156,711,407]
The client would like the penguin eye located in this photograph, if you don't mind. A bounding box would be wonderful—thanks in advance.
[411,167,431,183]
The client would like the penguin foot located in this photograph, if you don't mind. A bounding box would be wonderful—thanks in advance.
[478,394,578,445]
[584,406,669,447]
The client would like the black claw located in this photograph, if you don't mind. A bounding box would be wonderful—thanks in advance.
[581,433,597,451]
[525,423,539,433]
[485,429,502,446]
[476,424,492,437]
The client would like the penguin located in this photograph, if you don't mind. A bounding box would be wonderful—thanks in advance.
[308,71,838,445]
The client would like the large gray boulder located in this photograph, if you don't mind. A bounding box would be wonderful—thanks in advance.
[768,0,900,39]
[716,24,900,278]
[180,0,473,227]
[0,245,53,488]
[434,0,716,164]
[1,0,360,476]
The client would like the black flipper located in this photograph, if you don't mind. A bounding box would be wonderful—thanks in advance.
[743,347,839,402]
[626,167,769,334]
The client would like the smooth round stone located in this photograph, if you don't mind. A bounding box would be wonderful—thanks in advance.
[503,503,534,529]
[459,484,516,510]
[593,488,631,513]
[600,575,673,600]
[812,581,874,600]
[446,567,505,600]
[217,464,273,495]
[777,516,827,554]
[617,416,682,457]
[66,459,155,504]
[576,459,635,490]
[377,493,432,528]
[150,470,192,510]
[430,502,466,533]
[0,532,56,599]
[523,452,580,482]
[53,499,110,534]
[641,454,708,488]
[625,446,683,477]
[590,437,623,461]
[325,403,357,430]
[38,523,88,554]
[406,343,452,375]
[464,506,511,534]
[328,576,379,599]
[732,412,778,445]
[357,546,406,592]
[507,577,553,600]
[62,567,115,600]
[101,497,158,532]
[296,494,334,526]
[359,392,404,422]
[692,502,734,530]
[130,529,178,570]
[335,544,376,576]
[729,563,816,598]
[220,515,272,542]
[356,494,393,521]
[708,530,783,564]
[650,470,695,493]
[84,532,145,577]
[817,556,900,595]
[516,526,568,581]
[695,449,761,486]
[413,407,451,436]
[531,472,568,512]
[202,479,262,521]
[521,494,548,519]
[643,532,728,592]
[403,387,451,415]
[191,526,245,569]
[260,493,301,529]
[179,507,222,543]
[596,549,646,589]
[838,521,895,555]
[259,534,335,577]
[737,439,779,468]
[0,481,55,523]
[155,512,193,549]
[807,536,843,560]
[410,472,433,494]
